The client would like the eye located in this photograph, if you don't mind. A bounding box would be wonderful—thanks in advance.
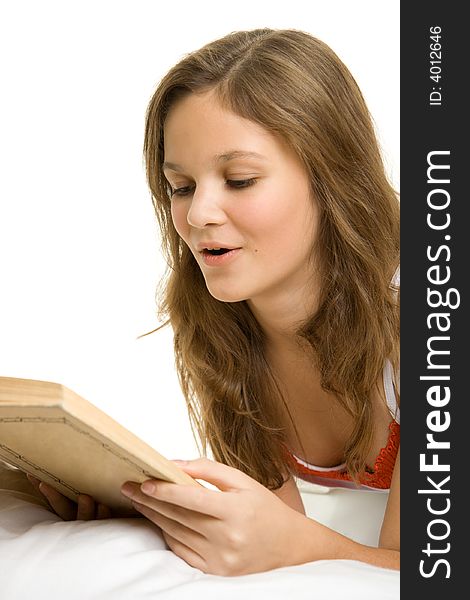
[170,178,257,198]
[171,186,194,197]
[226,178,257,189]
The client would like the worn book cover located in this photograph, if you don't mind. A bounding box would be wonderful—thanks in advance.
[0,376,198,516]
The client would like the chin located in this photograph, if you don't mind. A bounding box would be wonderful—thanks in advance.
[205,284,248,304]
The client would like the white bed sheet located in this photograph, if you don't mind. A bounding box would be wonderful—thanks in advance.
[0,484,399,600]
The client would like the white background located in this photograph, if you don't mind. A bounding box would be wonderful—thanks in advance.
[0,1,399,459]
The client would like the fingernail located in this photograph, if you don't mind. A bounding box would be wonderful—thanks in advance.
[172,460,188,466]
[141,481,155,494]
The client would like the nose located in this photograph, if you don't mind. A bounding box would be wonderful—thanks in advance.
[186,186,226,229]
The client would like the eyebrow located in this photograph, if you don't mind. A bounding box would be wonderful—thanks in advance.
[162,150,267,172]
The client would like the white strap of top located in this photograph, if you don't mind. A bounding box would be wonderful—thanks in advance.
[383,359,400,424]
[391,265,400,288]
[383,266,400,423]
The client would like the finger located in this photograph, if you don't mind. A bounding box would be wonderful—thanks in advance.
[162,530,207,573]
[96,503,112,519]
[133,500,208,559]
[125,490,216,535]
[123,480,227,519]
[26,473,40,485]
[77,494,96,520]
[173,458,259,492]
[38,482,76,521]
[26,473,42,493]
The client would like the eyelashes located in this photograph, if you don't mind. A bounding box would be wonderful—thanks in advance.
[170,178,257,198]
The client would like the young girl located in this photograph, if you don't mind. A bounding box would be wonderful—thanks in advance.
[28,28,400,576]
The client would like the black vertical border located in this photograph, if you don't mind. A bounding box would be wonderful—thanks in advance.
[401,2,466,597]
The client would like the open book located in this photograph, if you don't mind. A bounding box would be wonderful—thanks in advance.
[0,376,198,516]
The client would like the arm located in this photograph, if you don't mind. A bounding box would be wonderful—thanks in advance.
[295,447,400,570]
[379,447,400,550]
[274,453,399,565]
[120,457,399,576]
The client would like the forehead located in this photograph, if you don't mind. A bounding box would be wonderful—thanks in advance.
[163,91,294,171]
[163,150,269,173]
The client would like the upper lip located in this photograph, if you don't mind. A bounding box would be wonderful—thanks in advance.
[195,241,242,252]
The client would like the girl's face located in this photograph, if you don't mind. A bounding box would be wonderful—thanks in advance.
[163,91,319,315]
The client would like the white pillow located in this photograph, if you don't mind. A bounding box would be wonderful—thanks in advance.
[0,487,399,600]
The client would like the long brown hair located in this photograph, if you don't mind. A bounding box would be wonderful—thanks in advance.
[144,28,400,488]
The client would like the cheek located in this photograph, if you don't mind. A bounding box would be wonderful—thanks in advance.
[170,201,189,241]
[242,189,313,250]
[244,190,311,240]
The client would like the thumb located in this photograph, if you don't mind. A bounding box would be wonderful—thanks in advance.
[172,458,259,492]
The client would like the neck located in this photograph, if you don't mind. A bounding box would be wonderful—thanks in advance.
[247,280,319,350]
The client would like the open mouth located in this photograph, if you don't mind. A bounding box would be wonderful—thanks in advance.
[199,247,242,266]
[204,248,231,256]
